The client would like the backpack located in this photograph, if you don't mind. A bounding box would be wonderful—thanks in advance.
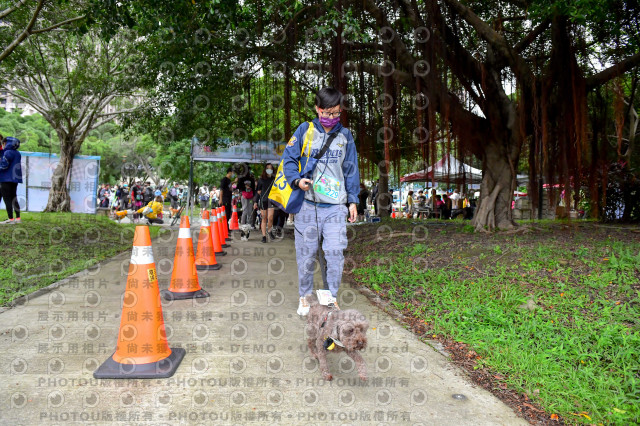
[268,121,338,213]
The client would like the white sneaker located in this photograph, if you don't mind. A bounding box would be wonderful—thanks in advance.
[297,296,310,316]
[0,218,15,224]
[14,218,21,224]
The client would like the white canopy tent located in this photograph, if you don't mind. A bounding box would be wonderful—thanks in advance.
[401,154,529,185]
[400,154,483,183]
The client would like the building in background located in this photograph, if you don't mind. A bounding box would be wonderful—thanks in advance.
[0,89,38,116]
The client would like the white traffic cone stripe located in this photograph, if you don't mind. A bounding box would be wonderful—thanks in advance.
[178,228,191,239]
[202,220,210,226]
[130,246,155,264]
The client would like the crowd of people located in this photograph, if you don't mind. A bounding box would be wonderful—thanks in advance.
[100,166,288,234]
[98,174,476,228]
[214,164,287,243]
[98,181,180,210]
[99,181,187,224]
[360,181,476,220]
[406,188,475,219]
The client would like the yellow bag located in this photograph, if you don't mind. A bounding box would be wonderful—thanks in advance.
[268,122,315,213]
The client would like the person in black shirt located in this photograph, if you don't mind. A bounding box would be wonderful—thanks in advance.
[130,181,143,222]
[255,163,276,243]
[143,182,154,204]
[237,163,256,226]
[116,184,129,210]
[357,183,369,221]
[219,167,236,220]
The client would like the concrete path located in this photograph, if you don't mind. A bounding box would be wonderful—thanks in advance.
[0,217,526,425]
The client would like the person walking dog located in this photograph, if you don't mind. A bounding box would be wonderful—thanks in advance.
[278,87,360,316]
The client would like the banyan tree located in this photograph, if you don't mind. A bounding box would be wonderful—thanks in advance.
[100,0,640,229]
[253,0,640,229]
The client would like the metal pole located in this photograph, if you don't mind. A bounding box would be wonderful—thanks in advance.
[187,137,195,219]
[537,136,543,220]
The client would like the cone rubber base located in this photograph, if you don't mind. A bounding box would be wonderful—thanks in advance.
[161,289,209,301]
[215,250,227,256]
[196,264,221,271]
[93,348,185,379]
[221,243,230,248]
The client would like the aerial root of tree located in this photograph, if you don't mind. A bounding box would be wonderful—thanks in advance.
[473,183,502,233]
[498,226,531,235]
[44,190,71,212]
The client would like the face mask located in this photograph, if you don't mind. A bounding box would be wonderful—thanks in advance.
[266,169,273,176]
[319,115,340,128]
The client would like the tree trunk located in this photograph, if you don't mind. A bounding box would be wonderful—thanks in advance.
[377,161,391,217]
[44,139,79,212]
[622,105,637,221]
[472,143,517,231]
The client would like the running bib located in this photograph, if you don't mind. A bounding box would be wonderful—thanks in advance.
[313,175,341,200]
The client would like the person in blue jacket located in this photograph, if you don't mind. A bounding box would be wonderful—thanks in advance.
[0,133,3,209]
[0,137,23,224]
[282,87,360,316]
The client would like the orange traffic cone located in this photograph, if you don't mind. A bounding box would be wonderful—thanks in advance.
[94,226,185,378]
[209,211,227,256]
[221,207,230,241]
[161,216,209,300]
[212,208,229,248]
[229,204,239,230]
[194,210,221,270]
[391,207,396,219]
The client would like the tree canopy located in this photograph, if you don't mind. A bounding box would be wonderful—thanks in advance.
[91,0,640,224]
[0,0,87,64]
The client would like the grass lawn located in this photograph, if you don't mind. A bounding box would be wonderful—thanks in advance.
[0,211,160,306]
[346,219,639,424]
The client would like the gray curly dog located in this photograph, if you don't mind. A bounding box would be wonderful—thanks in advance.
[305,294,369,381]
